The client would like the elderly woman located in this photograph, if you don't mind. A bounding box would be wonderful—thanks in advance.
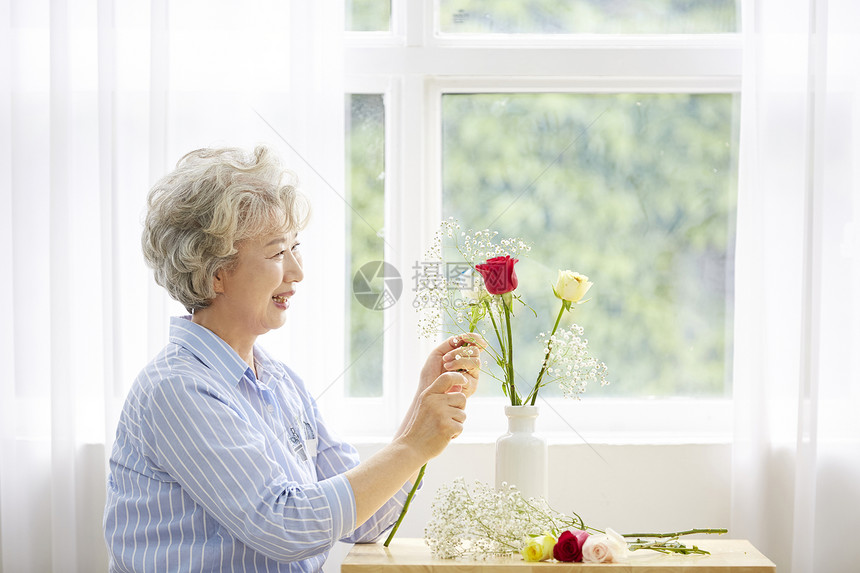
[103,146,484,572]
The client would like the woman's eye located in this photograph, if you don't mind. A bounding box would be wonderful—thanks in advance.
[291,242,301,251]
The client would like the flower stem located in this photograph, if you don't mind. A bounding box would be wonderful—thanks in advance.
[621,528,727,538]
[383,463,426,547]
[627,539,715,556]
[527,301,566,406]
[485,299,512,401]
[502,295,519,405]
[384,322,480,548]
[486,299,506,357]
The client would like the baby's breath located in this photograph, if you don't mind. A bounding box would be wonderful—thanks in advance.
[536,324,609,399]
[424,479,728,561]
[415,218,610,403]
[424,478,586,559]
[415,218,529,339]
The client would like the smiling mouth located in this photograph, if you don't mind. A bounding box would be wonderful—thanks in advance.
[272,295,289,304]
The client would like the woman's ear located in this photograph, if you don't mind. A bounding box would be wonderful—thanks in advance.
[212,268,225,294]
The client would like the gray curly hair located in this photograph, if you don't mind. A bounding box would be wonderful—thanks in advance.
[142,145,310,313]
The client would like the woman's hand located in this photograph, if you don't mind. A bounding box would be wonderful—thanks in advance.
[347,371,469,526]
[418,333,487,399]
[393,333,487,447]
[398,372,468,461]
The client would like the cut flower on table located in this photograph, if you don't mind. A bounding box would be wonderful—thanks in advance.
[582,528,630,563]
[521,533,556,562]
[553,529,590,562]
[424,478,727,561]
[522,527,628,563]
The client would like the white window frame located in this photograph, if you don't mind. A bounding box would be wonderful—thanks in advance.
[341,0,742,443]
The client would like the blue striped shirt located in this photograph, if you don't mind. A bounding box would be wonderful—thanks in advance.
[104,316,412,572]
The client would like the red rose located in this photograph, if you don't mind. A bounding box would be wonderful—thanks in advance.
[553,529,590,562]
[475,256,519,295]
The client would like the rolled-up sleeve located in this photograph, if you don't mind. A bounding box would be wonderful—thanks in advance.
[308,397,419,543]
[340,480,418,543]
[141,374,356,562]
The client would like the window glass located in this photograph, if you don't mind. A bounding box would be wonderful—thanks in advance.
[441,93,738,397]
[345,94,386,396]
[439,0,738,34]
[346,0,391,32]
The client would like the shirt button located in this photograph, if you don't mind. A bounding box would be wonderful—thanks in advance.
[267,404,275,414]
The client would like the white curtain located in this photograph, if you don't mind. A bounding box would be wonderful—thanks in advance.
[732,0,860,571]
[0,1,344,571]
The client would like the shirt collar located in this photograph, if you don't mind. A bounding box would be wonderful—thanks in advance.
[252,343,290,388]
[169,316,254,387]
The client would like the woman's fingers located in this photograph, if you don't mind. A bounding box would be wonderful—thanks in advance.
[449,332,488,351]
[431,332,488,357]
[426,371,465,394]
[442,333,485,371]
[412,373,468,448]
[443,351,481,373]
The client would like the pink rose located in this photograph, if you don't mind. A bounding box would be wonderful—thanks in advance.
[582,528,629,563]
[552,529,589,562]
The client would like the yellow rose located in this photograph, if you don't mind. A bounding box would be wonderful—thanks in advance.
[521,533,556,562]
[554,270,592,303]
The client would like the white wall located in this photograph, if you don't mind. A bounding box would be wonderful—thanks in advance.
[324,440,732,571]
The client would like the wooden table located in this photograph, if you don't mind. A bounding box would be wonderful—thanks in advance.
[341,538,776,572]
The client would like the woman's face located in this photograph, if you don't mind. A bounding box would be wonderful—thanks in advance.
[211,229,303,338]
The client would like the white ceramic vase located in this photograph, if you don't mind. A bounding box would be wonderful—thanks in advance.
[495,405,547,500]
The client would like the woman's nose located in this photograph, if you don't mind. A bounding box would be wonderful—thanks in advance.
[284,250,303,283]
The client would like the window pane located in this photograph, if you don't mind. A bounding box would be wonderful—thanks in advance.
[346,0,391,32]
[441,93,738,398]
[439,0,738,34]
[345,94,386,397]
